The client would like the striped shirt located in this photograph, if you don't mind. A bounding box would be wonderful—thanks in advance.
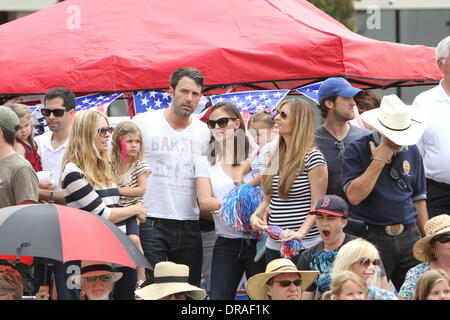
[114,160,151,207]
[61,162,131,233]
[267,149,326,249]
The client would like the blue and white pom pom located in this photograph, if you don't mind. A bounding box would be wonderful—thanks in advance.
[219,183,264,238]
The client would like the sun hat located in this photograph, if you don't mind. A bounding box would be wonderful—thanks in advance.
[135,261,206,300]
[69,261,123,285]
[0,105,20,134]
[309,195,348,218]
[360,94,426,146]
[318,77,362,101]
[413,214,450,262]
[245,258,318,300]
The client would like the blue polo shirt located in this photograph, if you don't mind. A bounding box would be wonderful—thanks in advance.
[342,132,427,226]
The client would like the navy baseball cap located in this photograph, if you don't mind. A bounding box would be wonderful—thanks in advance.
[309,195,348,218]
[318,77,362,101]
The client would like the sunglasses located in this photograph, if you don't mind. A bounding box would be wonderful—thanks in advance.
[358,257,381,267]
[41,108,66,117]
[432,234,450,244]
[275,110,288,119]
[83,274,113,282]
[334,141,345,160]
[273,279,302,287]
[161,292,187,300]
[97,127,113,136]
[390,167,408,191]
[206,117,236,129]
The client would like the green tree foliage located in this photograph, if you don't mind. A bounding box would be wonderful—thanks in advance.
[307,0,357,31]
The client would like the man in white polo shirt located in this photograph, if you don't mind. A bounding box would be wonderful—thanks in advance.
[35,87,76,204]
[412,36,450,218]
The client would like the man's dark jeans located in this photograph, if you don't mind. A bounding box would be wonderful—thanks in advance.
[139,217,202,286]
[347,222,420,291]
[209,236,265,300]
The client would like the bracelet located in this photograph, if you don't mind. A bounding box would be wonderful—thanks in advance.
[372,157,391,164]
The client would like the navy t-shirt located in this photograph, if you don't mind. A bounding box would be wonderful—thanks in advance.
[315,125,370,197]
[342,132,427,226]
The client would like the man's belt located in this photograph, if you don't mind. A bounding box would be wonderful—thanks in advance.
[366,223,415,236]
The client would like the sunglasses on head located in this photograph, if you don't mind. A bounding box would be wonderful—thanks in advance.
[432,234,450,244]
[97,127,113,136]
[275,110,288,119]
[358,257,381,267]
[41,108,66,117]
[273,279,302,287]
[83,274,113,282]
[206,117,236,129]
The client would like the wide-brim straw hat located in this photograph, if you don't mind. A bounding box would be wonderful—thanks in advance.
[360,94,426,146]
[135,261,206,300]
[413,214,450,262]
[69,260,123,285]
[246,258,318,300]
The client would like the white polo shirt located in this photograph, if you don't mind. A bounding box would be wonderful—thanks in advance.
[412,81,450,184]
[35,131,68,189]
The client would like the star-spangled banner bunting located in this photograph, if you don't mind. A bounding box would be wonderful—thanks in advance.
[210,90,290,113]
[296,82,323,104]
[133,90,172,114]
[75,93,122,113]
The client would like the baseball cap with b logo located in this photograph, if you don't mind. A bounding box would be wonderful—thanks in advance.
[309,195,348,218]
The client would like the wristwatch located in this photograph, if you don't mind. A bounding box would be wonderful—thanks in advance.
[48,191,55,204]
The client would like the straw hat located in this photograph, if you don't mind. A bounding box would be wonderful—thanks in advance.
[135,261,206,300]
[360,94,426,146]
[69,260,123,285]
[413,214,450,262]
[246,258,318,300]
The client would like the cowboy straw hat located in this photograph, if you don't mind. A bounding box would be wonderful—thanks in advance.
[360,94,426,146]
[135,261,206,300]
[69,260,123,285]
[246,258,318,300]
[413,214,450,262]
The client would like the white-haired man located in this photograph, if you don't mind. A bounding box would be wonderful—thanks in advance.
[412,36,450,219]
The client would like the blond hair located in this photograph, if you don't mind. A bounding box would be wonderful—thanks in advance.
[262,98,316,199]
[62,110,113,188]
[6,103,38,150]
[413,269,450,300]
[247,111,275,129]
[111,121,144,176]
[322,270,368,300]
[331,238,380,280]
[0,265,23,300]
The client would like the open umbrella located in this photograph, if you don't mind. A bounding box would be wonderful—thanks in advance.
[0,204,149,269]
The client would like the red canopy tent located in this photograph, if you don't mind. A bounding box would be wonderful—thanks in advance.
[0,0,441,95]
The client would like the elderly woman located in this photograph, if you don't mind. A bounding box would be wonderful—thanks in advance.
[399,214,450,300]
[331,238,397,300]
[250,98,328,264]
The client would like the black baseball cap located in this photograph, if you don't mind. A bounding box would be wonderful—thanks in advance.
[309,195,348,218]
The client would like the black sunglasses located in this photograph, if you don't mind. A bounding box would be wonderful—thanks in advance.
[83,274,113,282]
[334,141,345,160]
[273,279,302,287]
[206,117,236,129]
[97,127,113,136]
[358,257,381,267]
[41,108,66,117]
[390,167,408,191]
[432,234,450,244]
[275,110,288,119]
